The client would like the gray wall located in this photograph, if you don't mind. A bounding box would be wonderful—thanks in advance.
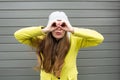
[0,0,120,80]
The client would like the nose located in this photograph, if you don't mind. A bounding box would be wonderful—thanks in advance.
[56,27,62,31]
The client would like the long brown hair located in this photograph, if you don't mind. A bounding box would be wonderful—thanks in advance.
[33,32,70,77]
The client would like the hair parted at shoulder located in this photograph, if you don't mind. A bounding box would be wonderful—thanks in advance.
[33,32,70,77]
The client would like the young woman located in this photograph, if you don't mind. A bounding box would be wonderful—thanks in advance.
[14,11,104,80]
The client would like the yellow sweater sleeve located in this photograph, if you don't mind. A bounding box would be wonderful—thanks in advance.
[73,27,104,48]
[14,26,45,46]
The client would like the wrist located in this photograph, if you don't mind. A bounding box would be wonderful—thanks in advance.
[42,28,49,33]
[69,27,74,34]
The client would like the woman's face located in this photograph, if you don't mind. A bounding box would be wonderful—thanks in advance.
[51,20,66,39]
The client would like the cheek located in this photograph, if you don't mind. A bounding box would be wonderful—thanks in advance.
[61,32,65,37]
[51,31,56,37]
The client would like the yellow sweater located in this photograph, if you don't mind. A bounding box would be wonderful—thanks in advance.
[14,26,104,80]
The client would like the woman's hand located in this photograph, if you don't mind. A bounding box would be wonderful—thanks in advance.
[60,20,74,33]
[42,20,74,33]
[42,20,58,33]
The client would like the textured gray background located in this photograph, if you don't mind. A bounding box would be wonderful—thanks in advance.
[0,0,120,80]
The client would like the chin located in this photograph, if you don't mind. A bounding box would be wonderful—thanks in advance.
[55,37,62,40]
[55,36,63,40]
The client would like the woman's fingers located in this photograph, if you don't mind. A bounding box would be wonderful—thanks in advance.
[50,26,58,32]
[47,20,73,32]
